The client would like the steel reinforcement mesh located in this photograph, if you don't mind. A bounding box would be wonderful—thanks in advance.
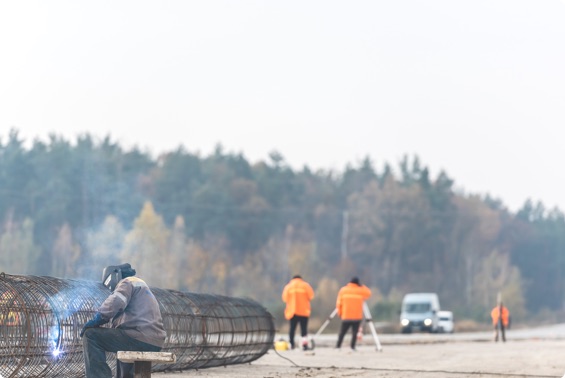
[0,273,275,378]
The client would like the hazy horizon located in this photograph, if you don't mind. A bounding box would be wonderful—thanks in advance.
[1,0,564,212]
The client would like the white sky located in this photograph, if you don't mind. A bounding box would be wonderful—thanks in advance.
[1,1,564,212]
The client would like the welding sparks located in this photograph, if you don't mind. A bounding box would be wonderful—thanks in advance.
[0,274,275,377]
[48,325,61,358]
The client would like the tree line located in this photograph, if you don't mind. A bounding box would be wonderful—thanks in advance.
[1,129,564,327]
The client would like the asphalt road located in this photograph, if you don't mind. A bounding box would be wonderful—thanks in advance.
[310,322,565,347]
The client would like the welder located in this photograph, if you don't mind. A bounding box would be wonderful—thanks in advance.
[80,263,166,378]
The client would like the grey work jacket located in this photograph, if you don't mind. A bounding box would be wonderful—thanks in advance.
[98,276,167,347]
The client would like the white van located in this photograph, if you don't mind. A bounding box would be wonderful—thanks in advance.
[399,293,440,333]
[438,310,454,333]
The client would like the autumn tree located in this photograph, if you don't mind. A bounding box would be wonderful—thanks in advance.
[84,215,126,280]
[181,236,231,295]
[475,249,525,319]
[121,202,170,287]
[51,223,81,278]
[311,277,341,330]
[0,216,40,274]
[2,129,565,320]
[167,215,187,290]
[348,175,436,293]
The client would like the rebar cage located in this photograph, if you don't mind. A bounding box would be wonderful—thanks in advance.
[0,273,275,377]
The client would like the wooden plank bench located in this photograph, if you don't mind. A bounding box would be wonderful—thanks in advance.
[117,351,176,378]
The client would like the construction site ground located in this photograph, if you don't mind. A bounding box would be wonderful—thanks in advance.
[154,326,565,378]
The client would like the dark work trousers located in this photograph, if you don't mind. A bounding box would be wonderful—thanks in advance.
[288,315,309,349]
[83,327,161,378]
[336,320,361,349]
[494,320,506,342]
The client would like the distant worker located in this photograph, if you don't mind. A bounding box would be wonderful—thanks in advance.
[282,274,315,350]
[80,263,167,378]
[335,277,371,351]
[491,300,510,342]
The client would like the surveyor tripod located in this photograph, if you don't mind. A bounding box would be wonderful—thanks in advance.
[313,302,383,351]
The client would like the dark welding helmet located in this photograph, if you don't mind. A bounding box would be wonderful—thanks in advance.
[101,263,136,291]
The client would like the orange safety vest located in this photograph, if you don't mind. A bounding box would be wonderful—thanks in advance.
[336,283,371,320]
[282,278,315,320]
[491,305,510,326]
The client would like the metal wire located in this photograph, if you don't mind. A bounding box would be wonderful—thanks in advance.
[0,273,275,377]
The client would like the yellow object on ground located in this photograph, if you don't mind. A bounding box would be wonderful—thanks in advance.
[274,340,290,351]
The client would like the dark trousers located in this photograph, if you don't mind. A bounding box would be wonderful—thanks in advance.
[83,328,161,378]
[336,320,361,349]
[494,321,506,342]
[288,315,309,349]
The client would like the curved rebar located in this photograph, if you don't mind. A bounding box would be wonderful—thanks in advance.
[0,273,275,377]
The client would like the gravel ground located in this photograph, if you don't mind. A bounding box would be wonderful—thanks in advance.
[153,333,565,378]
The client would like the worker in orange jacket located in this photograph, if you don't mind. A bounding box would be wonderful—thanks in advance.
[282,275,315,350]
[491,301,511,342]
[335,277,371,351]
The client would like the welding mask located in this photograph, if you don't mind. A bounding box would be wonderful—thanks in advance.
[101,263,136,291]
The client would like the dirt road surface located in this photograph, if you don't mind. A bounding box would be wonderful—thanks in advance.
[154,329,565,378]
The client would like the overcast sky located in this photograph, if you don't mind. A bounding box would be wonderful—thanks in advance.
[1,1,564,212]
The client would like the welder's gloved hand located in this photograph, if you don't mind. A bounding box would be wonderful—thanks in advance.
[80,313,109,337]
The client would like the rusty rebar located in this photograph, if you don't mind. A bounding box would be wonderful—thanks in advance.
[0,273,275,377]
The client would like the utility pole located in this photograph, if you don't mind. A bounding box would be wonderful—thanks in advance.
[341,210,349,261]
[283,225,292,282]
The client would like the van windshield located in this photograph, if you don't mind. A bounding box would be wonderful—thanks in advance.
[405,303,431,313]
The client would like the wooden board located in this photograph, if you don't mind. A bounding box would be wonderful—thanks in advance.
[117,351,176,363]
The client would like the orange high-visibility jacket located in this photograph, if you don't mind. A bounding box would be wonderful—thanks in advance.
[282,278,315,320]
[491,305,510,326]
[336,283,372,321]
